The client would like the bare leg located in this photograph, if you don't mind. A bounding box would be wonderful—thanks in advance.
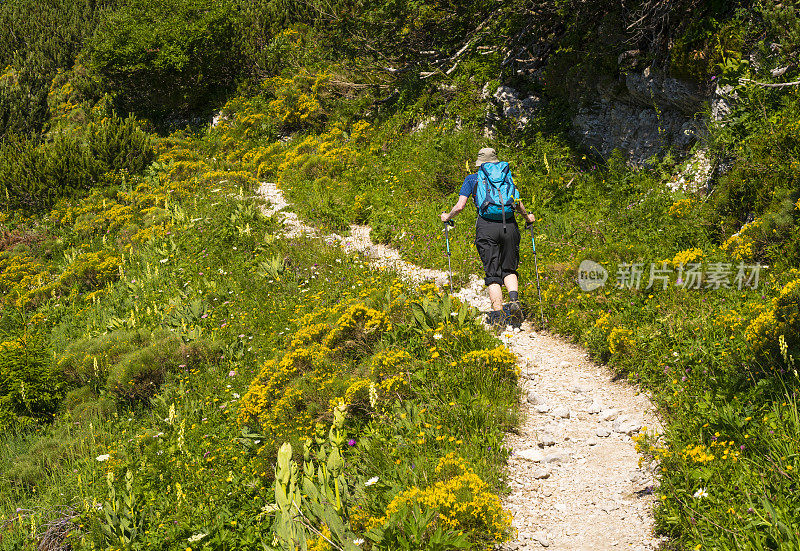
[504,273,518,294]
[488,283,503,311]
[489,274,519,310]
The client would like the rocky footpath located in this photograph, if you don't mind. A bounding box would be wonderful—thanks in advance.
[258,181,664,550]
[496,330,662,550]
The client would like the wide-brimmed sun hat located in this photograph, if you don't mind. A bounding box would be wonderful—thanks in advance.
[475,147,499,167]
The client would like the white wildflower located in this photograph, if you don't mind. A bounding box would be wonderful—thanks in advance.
[353,538,365,546]
[433,333,443,340]
[369,382,378,409]
[365,476,379,486]
[187,532,207,543]
[160,258,168,263]
[693,488,708,499]
[96,454,110,462]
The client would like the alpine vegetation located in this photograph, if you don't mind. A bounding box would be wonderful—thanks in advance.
[1,0,800,550]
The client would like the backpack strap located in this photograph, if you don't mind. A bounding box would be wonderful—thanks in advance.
[500,165,510,233]
[479,164,492,217]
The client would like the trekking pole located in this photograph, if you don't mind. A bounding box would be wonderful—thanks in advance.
[526,222,545,327]
[444,220,455,295]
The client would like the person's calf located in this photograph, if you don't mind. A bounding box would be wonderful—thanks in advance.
[488,283,504,311]
[503,273,519,293]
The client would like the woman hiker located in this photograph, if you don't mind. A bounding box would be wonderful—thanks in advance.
[440,147,535,326]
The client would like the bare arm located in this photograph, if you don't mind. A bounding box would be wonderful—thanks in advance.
[515,200,536,225]
[440,195,470,222]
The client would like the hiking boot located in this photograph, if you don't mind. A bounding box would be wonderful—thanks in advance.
[485,310,505,327]
[503,301,523,328]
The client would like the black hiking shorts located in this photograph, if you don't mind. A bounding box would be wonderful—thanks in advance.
[475,215,520,286]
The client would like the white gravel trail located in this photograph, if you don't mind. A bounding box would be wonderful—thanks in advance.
[258,182,664,550]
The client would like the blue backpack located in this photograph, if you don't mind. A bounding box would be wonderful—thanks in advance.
[475,161,518,229]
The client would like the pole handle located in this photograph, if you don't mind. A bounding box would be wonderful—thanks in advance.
[444,220,453,256]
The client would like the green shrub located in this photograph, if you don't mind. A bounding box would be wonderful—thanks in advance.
[0,132,98,212]
[240,22,312,76]
[0,332,64,428]
[0,406,36,433]
[761,0,800,62]
[0,112,153,213]
[0,0,107,136]
[669,14,747,83]
[106,336,179,404]
[84,0,242,122]
[710,95,800,268]
[88,112,154,174]
[59,329,151,391]
[106,332,221,404]
[59,328,222,407]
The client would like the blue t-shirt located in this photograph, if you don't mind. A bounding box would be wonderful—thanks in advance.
[459,173,479,208]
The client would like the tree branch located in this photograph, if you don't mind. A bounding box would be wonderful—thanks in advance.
[739,77,800,88]
[443,15,495,75]
[329,79,389,90]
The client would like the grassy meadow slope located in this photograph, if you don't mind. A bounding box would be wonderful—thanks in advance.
[1,0,800,549]
[0,126,520,549]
